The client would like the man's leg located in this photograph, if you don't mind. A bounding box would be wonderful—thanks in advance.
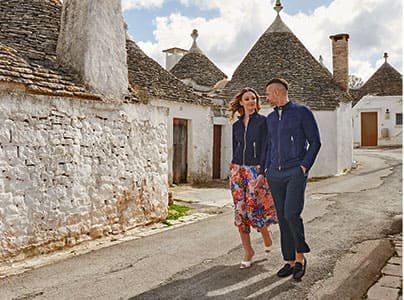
[284,166,310,280]
[284,166,310,255]
[267,173,295,262]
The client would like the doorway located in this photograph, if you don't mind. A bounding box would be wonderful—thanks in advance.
[173,118,188,183]
[361,112,378,146]
[212,125,222,179]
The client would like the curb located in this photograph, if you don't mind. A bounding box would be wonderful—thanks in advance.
[309,216,402,299]
[309,238,395,300]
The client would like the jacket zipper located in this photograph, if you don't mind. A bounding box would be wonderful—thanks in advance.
[243,121,248,165]
[253,142,256,158]
[278,109,282,170]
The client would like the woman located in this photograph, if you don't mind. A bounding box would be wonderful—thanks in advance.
[228,87,277,269]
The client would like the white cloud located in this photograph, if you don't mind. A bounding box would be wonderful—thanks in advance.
[121,0,165,11]
[132,0,402,82]
[286,0,402,81]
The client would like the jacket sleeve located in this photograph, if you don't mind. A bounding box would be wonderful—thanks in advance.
[300,106,321,170]
[258,118,267,174]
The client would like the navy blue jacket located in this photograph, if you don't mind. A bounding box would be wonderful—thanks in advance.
[232,112,267,172]
[265,101,321,172]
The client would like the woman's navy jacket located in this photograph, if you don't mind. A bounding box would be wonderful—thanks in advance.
[231,112,267,172]
[265,101,321,172]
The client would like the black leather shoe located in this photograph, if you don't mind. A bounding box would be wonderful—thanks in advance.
[293,258,307,280]
[277,263,294,277]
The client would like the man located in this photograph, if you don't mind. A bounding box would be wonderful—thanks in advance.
[264,78,321,280]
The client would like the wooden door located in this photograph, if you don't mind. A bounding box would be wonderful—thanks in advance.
[173,118,188,183]
[361,112,378,146]
[212,125,222,179]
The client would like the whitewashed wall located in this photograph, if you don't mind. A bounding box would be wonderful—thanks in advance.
[151,99,213,183]
[353,96,403,147]
[0,91,169,261]
[336,102,353,173]
[310,110,338,177]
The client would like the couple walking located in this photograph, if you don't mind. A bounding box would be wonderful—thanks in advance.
[228,78,321,280]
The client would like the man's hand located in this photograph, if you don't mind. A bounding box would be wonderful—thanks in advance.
[300,165,307,174]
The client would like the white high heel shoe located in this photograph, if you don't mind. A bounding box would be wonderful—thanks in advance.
[240,260,253,269]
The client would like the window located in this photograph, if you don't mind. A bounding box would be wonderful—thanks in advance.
[396,113,402,125]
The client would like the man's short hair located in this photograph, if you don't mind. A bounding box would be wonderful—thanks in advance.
[266,78,289,90]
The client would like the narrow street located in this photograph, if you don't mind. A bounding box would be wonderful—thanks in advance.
[0,148,402,300]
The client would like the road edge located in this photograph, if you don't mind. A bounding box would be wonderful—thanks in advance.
[308,216,402,299]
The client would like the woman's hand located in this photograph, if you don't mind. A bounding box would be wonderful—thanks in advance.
[254,174,265,189]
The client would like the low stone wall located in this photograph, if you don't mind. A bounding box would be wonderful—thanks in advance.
[0,91,169,261]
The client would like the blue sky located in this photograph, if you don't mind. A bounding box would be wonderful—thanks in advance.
[122,0,402,81]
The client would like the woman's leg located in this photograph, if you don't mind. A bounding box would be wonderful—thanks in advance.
[239,227,254,262]
[260,225,272,248]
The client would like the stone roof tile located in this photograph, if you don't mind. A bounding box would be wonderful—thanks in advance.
[0,42,99,99]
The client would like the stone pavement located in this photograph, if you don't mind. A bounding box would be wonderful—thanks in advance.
[365,233,403,300]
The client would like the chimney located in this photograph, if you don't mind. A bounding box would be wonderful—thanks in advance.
[329,33,350,92]
[57,0,129,100]
[162,47,188,71]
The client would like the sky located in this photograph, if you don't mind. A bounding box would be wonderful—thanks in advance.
[122,0,402,83]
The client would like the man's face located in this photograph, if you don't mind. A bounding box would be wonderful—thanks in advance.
[265,85,278,106]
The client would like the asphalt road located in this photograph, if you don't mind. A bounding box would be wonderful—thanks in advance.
[0,148,402,300]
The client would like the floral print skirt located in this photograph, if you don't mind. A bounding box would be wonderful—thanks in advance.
[229,163,278,233]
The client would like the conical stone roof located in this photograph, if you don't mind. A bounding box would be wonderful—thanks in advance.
[351,56,402,106]
[170,30,227,88]
[222,14,351,110]
[126,39,209,104]
[170,52,227,87]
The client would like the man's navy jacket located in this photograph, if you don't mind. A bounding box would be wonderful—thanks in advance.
[265,101,321,172]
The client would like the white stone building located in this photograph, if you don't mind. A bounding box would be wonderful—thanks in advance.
[351,53,403,147]
[161,29,230,181]
[0,0,171,262]
[127,38,226,183]
[353,96,402,147]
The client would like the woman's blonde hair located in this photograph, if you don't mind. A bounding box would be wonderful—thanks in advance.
[227,87,261,122]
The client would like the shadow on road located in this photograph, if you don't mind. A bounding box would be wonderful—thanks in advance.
[130,259,295,299]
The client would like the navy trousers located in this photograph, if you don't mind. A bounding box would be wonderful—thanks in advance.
[266,166,310,261]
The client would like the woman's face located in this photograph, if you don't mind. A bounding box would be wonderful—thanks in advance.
[240,91,257,112]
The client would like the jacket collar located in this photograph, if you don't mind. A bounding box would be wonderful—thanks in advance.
[238,111,258,120]
[274,100,293,111]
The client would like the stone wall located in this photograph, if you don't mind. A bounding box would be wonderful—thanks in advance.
[0,91,168,261]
